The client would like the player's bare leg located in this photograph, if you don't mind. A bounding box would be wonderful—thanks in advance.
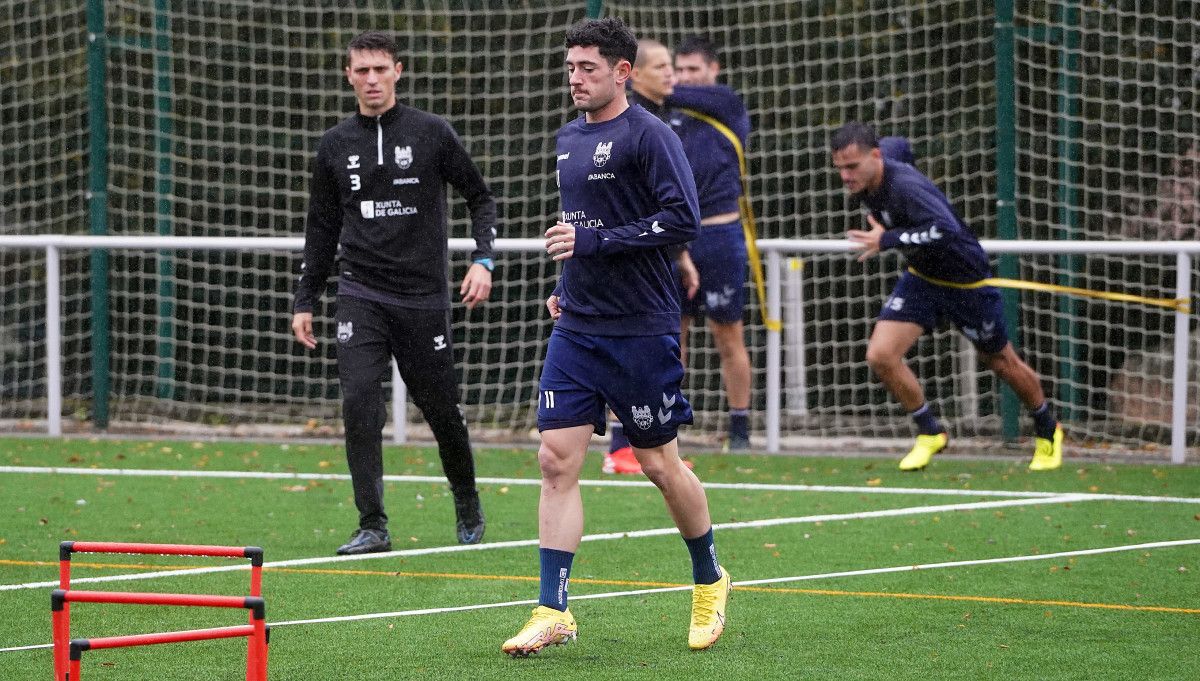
[981,343,1044,408]
[710,319,751,450]
[983,343,1063,470]
[503,424,591,657]
[537,425,592,550]
[865,320,925,410]
[867,320,947,470]
[633,440,730,650]
[632,439,711,537]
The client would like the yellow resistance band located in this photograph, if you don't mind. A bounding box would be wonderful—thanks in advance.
[679,108,782,332]
[907,267,1191,313]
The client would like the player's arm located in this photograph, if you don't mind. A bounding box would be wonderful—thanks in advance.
[850,186,964,261]
[878,184,968,251]
[292,139,342,347]
[554,128,700,259]
[665,84,751,142]
[439,121,497,308]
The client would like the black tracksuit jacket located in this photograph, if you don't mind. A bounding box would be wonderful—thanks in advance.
[294,103,497,312]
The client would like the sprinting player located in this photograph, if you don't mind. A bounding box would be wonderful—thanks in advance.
[830,121,1063,471]
[292,31,492,555]
[502,17,730,657]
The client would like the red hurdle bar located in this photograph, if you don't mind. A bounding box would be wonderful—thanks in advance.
[51,591,266,681]
[52,542,266,681]
[68,625,270,681]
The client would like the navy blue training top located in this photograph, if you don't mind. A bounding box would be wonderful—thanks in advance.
[861,158,992,284]
[665,84,750,218]
[553,104,701,336]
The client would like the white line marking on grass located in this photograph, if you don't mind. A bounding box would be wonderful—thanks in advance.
[0,496,1081,592]
[3,465,1199,504]
[3,537,1196,654]
[0,643,53,653]
[734,538,1200,587]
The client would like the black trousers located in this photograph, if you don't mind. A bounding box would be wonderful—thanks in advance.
[334,295,477,531]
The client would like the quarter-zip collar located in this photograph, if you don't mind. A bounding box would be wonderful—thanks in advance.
[354,104,405,165]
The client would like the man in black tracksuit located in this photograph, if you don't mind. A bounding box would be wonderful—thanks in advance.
[292,31,495,555]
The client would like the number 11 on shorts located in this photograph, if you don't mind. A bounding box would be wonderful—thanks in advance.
[543,390,555,409]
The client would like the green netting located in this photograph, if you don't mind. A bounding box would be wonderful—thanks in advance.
[1,1,1195,454]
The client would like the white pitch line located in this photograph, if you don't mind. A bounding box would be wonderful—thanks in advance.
[5,537,1194,653]
[735,538,1200,588]
[0,495,1082,592]
[2,465,1199,504]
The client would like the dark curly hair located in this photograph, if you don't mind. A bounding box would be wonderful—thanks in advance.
[564,17,637,67]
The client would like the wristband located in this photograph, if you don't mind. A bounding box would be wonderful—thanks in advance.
[473,257,494,272]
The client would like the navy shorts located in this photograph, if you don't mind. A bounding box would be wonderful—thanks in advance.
[878,271,1010,354]
[678,221,748,324]
[537,327,694,449]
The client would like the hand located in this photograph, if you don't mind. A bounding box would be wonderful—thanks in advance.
[292,312,316,350]
[545,221,576,261]
[847,213,885,262]
[546,294,562,320]
[459,263,493,310]
[676,250,700,300]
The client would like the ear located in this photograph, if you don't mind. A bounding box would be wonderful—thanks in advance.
[614,59,632,85]
[394,61,404,78]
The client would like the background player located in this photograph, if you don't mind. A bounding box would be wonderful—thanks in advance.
[830,121,1063,472]
[502,17,730,657]
[292,31,493,555]
[605,37,698,474]
[666,36,754,453]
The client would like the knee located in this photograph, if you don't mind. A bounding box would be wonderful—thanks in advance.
[711,323,746,358]
[634,451,679,489]
[537,445,573,482]
[981,345,1019,374]
[865,345,900,374]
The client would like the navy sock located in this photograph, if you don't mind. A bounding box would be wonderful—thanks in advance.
[910,403,944,436]
[683,528,721,585]
[609,422,629,453]
[538,548,574,611]
[728,409,749,440]
[1030,402,1057,440]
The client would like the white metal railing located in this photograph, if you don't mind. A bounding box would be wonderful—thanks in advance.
[1,235,1197,463]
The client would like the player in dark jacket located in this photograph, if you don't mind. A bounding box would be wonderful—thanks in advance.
[832,121,1063,472]
[292,31,495,555]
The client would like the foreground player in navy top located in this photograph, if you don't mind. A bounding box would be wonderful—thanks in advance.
[502,18,731,658]
[831,122,1063,472]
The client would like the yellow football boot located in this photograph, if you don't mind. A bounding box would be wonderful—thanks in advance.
[502,605,577,657]
[688,566,731,650]
[1029,425,1064,471]
[898,432,948,471]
